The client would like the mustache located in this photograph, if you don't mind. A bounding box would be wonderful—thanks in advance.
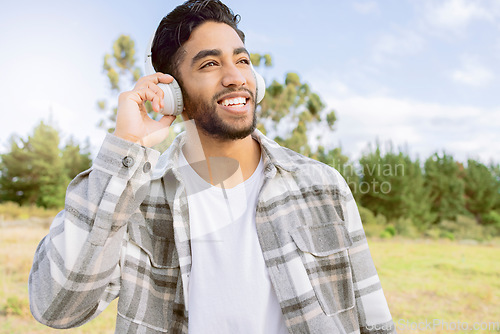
[212,87,255,103]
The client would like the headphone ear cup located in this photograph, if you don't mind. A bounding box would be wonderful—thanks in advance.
[254,71,266,103]
[145,32,184,116]
[158,79,184,116]
[251,65,266,103]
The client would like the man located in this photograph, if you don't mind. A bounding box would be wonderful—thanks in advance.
[29,1,396,333]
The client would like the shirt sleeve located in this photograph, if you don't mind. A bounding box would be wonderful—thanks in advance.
[28,133,160,329]
[339,175,397,333]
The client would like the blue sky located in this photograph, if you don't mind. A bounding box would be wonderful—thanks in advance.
[1,0,499,164]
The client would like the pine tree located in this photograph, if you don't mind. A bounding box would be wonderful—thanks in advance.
[62,137,92,179]
[0,121,92,208]
[464,159,500,223]
[358,143,434,229]
[0,135,38,205]
[424,152,465,223]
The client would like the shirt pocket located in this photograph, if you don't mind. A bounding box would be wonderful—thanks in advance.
[289,223,355,316]
[127,211,179,269]
[118,214,182,331]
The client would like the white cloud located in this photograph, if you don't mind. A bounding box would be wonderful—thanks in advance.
[368,0,494,67]
[372,28,425,64]
[451,56,494,86]
[422,0,493,31]
[353,1,379,14]
[325,78,352,97]
[317,88,500,163]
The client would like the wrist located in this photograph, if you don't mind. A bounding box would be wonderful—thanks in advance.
[113,131,143,145]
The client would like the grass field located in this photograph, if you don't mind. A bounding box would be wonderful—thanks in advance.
[1,221,499,333]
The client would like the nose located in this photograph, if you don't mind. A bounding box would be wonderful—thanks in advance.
[221,63,246,88]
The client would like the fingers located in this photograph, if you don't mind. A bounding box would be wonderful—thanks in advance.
[157,73,174,85]
[136,72,174,86]
[133,73,175,113]
[135,87,164,114]
[146,83,165,112]
[158,114,176,127]
[115,73,178,147]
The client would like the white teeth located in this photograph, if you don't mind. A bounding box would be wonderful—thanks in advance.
[221,97,246,106]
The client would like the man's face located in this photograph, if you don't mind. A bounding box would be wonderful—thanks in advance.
[176,21,257,140]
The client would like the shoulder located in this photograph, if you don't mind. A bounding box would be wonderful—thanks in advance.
[292,148,348,191]
[256,131,349,193]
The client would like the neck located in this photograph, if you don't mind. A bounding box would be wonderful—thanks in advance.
[182,122,261,188]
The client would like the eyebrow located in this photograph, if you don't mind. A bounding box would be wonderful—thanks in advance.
[233,47,250,57]
[191,47,250,67]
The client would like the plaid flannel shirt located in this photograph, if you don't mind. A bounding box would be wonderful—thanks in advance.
[29,130,395,334]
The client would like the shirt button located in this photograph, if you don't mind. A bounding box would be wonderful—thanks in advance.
[122,156,134,168]
[143,161,152,173]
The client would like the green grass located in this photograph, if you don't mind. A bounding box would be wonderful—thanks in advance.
[0,222,117,334]
[1,223,499,333]
[0,202,61,221]
[370,238,500,333]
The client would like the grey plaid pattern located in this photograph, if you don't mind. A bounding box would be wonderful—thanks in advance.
[29,131,395,334]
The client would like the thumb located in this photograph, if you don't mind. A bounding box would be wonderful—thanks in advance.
[158,115,176,128]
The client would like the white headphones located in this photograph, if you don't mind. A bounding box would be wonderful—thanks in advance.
[144,31,266,116]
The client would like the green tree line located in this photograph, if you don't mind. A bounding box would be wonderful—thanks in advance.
[1,35,499,241]
[333,145,500,240]
[0,122,92,209]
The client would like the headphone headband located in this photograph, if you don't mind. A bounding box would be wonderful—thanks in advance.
[144,32,156,76]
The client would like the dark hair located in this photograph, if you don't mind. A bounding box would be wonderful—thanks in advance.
[151,0,245,78]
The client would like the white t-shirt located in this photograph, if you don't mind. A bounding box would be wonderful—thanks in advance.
[179,150,289,334]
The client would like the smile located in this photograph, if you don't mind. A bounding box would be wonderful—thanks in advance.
[219,97,247,107]
[216,90,252,108]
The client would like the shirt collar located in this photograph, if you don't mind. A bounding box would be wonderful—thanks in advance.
[151,129,299,181]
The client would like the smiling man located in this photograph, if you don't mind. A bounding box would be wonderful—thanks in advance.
[29,1,395,333]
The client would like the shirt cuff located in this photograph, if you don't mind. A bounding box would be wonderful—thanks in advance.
[93,133,161,179]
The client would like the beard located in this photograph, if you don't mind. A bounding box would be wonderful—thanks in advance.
[182,87,257,141]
